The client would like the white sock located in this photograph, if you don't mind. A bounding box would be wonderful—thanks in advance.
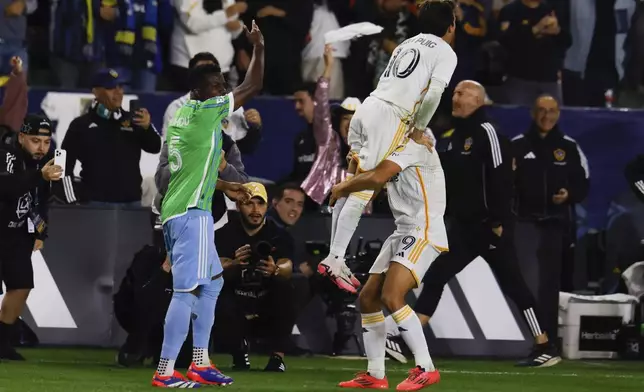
[385,315,400,337]
[157,357,176,376]
[193,347,210,367]
[330,196,348,245]
[361,311,386,379]
[329,191,372,258]
[392,305,434,371]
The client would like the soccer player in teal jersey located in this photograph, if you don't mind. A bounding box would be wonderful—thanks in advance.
[152,21,265,389]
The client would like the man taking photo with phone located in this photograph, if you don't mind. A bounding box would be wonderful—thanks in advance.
[0,114,62,360]
[57,68,162,206]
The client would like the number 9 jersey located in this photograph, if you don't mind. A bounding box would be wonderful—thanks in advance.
[371,33,457,120]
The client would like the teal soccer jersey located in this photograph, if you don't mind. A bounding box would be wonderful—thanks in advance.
[161,92,234,223]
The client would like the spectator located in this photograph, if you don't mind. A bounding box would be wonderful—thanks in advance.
[0,0,36,82]
[368,0,419,89]
[618,0,644,108]
[497,0,571,105]
[267,182,306,230]
[169,0,248,92]
[301,0,350,99]
[213,182,295,372]
[563,0,637,107]
[0,57,27,134]
[49,0,111,89]
[512,94,589,339]
[241,0,314,95]
[301,45,358,206]
[58,68,162,206]
[108,0,172,92]
[286,81,317,185]
[162,52,262,153]
[451,0,490,86]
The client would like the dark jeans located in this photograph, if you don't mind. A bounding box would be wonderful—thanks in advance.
[514,220,564,341]
[415,218,544,338]
[212,278,296,355]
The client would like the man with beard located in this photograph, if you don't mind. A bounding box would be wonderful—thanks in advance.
[0,114,62,360]
[213,182,295,373]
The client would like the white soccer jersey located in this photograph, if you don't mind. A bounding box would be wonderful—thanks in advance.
[370,33,457,120]
[385,138,448,251]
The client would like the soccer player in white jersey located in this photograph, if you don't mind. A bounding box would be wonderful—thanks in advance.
[331,128,446,391]
[318,0,458,293]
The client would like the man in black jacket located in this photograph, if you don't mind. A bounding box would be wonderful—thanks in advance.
[512,94,589,341]
[59,68,161,206]
[0,114,62,360]
[407,81,560,367]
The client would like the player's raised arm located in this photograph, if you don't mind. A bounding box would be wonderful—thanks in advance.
[232,20,265,110]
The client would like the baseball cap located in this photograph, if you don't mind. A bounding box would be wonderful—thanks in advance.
[332,97,362,114]
[92,68,127,89]
[243,182,268,203]
[20,114,52,137]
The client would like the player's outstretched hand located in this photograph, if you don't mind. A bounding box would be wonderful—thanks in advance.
[244,20,264,47]
[222,181,252,202]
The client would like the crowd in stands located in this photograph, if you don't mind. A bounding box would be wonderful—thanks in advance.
[0,0,641,108]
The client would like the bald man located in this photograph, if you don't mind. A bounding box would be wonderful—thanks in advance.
[512,95,589,341]
[384,81,561,368]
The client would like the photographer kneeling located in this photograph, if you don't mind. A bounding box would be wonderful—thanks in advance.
[213,182,295,372]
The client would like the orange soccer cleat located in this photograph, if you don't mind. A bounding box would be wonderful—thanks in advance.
[338,372,389,389]
[396,366,440,391]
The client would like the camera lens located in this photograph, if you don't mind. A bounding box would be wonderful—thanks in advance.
[255,241,272,259]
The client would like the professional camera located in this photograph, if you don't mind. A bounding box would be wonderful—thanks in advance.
[305,237,383,356]
[241,241,274,285]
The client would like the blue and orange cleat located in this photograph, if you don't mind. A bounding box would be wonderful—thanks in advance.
[338,372,389,389]
[152,370,202,388]
[396,366,440,391]
[186,363,234,386]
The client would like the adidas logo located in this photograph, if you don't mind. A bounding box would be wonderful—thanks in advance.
[89,123,98,128]
[534,354,552,364]
[385,339,402,353]
[395,252,405,258]
[278,363,286,371]
[524,152,536,159]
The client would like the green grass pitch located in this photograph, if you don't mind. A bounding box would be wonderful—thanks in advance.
[0,348,643,391]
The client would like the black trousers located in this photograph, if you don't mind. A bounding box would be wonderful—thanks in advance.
[514,220,564,342]
[212,278,296,355]
[415,219,545,339]
[560,218,576,293]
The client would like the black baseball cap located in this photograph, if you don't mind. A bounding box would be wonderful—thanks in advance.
[20,114,52,137]
[92,68,127,89]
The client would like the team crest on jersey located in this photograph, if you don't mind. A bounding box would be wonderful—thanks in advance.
[464,137,473,151]
[554,149,566,161]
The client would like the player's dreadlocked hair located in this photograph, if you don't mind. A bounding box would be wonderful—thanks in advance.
[188,63,226,100]
[418,0,456,37]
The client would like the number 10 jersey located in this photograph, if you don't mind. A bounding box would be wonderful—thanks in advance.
[370,33,457,122]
